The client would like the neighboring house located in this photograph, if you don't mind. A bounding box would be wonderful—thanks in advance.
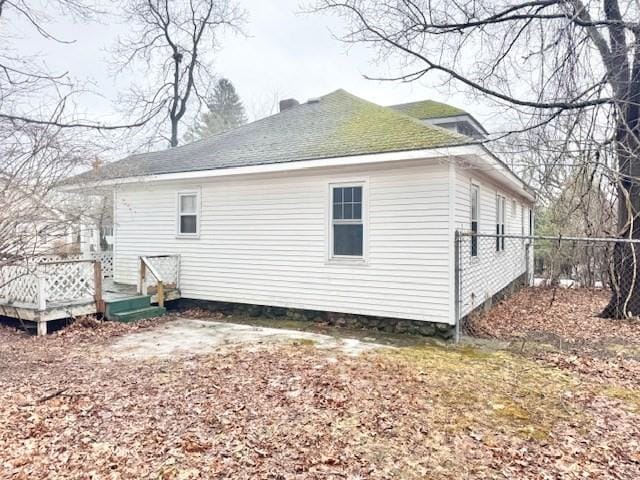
[75,89,534,331]
[0,182,113,260]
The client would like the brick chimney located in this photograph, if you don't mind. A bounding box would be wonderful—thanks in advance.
[279,98,299,112]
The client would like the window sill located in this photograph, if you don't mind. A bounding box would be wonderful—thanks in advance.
[327,256,368,266]
[176,233,200,239]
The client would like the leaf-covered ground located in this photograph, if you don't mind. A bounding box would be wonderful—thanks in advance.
[1,313,639,479]
[468,287,640,347]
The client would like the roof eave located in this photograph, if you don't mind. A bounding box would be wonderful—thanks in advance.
[61,144,480,190]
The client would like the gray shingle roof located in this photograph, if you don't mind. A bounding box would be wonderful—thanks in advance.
[390,99,467,119]
[80,89,472,181]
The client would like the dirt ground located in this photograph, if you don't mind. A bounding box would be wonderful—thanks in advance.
[107,318,384,359]
[1,300,640,479]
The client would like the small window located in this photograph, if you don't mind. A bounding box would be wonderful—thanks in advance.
[178,192,199,235]
[470,184,479,257]
[331,185,364,257]
[496,194,505,252]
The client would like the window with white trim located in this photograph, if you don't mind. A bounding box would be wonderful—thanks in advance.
[496,194,506,251]
[178,192,199,235]
[331,185,364,257]
[470,184,479,257]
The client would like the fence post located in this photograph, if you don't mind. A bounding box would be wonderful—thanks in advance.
[157,280,165,308]
[36,265,47,336]
[525,243,531,286]
[138,257,146,295]
[454,230,461,344]
[94,261,104,314]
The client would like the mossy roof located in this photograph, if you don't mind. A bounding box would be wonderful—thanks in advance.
[79,90,472,181]
[390,99,467,120]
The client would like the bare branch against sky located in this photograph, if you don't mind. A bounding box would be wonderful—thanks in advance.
[314,0,640,318]
[112,0,246,148]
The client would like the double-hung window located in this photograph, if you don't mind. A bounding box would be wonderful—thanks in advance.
[331,184,364,258]
[178,192,199,236]
[470,184,479,257]
[496,194,506,251]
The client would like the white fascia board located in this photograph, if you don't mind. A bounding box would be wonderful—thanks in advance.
[65,145,480,189]
[469,150,535,202]
[66,143,534,201]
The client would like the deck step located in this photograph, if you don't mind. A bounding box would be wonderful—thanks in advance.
[110,306,167,323]
[105,296,152,318]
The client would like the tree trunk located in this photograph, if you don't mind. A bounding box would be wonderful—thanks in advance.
[170,117,179,147]
[601,119,640,318]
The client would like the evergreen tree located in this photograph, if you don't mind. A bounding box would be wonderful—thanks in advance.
[186,78,247,141]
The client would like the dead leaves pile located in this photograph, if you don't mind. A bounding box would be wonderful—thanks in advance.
[1,320,640,479]
[468,287,640,346]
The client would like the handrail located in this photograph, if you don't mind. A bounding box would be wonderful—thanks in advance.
[40,259,96,266]
[140,256,163,282]
[138,255,180,307]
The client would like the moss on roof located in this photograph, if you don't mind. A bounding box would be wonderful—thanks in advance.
[390,99,467,120]
[331,91,464,154]
[74,89,472,182]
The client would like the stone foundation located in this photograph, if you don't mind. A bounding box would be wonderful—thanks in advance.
[172,298,455,340]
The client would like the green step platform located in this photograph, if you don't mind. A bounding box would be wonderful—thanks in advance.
[105,295,166,323]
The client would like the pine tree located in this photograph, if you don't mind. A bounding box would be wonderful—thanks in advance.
[186,78,247,141]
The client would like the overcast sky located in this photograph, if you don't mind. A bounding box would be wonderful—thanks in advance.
[15,0,506,146]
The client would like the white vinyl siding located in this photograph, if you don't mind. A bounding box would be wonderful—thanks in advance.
[454,169,534,318]
[114,161,454,324]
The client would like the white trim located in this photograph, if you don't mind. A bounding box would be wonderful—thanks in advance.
[113,186,118,281]
[327,180,368,264]
[67,145,534,202]
[448,162,456,326]
[176,191,200,238]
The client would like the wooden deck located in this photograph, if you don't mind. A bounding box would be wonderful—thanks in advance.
[0,279,180,334]
[0,254,181,335]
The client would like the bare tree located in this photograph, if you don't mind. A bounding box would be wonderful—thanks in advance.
[114,0,245,148]
[0,1,134,274]
[315,0,640,318]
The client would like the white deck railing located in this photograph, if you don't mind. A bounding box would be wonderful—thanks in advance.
[0,251,113,310]
[138,255,181,307]
[0,259,101,310]
[0,265,40,306]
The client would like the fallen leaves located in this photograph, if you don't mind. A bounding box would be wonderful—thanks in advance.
[467,287,638,342]
[0,312,639,479]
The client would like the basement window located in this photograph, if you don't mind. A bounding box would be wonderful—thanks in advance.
[177,192,199,236]
[331,184,364,258]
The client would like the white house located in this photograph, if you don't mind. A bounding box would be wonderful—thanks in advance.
[76,90,534,334]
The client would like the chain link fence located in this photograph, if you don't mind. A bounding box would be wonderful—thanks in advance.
[454,231,640,337]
